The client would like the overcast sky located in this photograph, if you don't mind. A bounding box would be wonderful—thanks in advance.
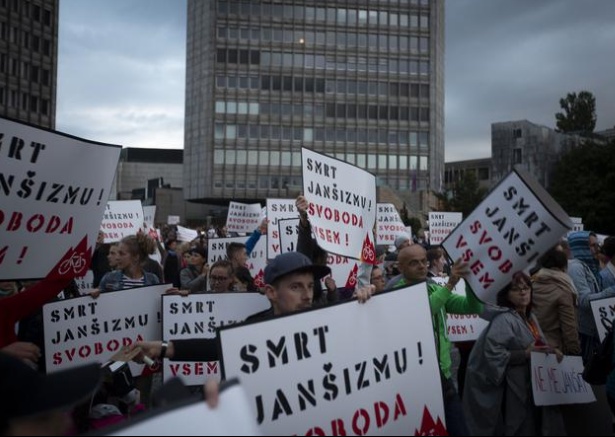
[57,0,615,162]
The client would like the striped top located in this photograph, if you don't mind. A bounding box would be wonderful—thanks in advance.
[121,274,145,289]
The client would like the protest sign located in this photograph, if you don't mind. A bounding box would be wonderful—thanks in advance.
[161,293,271,385]
[376,204,407,246]
[218,284,446,435]
[431,277,488,341]
[531,353,595,406]
[428,212,463,246]
[167,215,180,225]
[327,253,360,291]
[101,200,144,243]
[106,380,261,436]
[590,297,615,341]
[570,217,584,232]
[177,225,199,242]
[226,201,261,234]
[302,148,377,263]
[42,284,168,373]
[442,168,572,303]
[142,205,156,227]
[0,117,120,279]
[277,218,300,254]
[74,270,94,295]
[266,198,298,258]
[208,236,267,288]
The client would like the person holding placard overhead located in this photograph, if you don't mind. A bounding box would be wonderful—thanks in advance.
[386,244,482,436]
[131,252,374,362]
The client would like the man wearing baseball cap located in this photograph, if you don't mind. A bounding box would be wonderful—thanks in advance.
[132,252,372,362]
[0,353,101,436]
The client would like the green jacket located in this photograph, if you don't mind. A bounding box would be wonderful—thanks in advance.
[394,278,484,378]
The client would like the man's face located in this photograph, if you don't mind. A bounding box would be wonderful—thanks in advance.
[589,235,600,259]
[398,245,428,283]
[266,271,314,315]
[233,248,248,268]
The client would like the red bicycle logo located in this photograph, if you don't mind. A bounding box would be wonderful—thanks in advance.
[347,271,357,287]
[362,245,375,262]
[58,252,87,276]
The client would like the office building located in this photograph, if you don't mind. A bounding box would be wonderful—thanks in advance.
[184,0,444,211]
[0,0,58,128]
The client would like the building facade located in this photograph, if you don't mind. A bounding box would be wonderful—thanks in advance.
[444,157,491,190]
[184,0,445,211]
[0,0,58,128]
[491,120,588,190]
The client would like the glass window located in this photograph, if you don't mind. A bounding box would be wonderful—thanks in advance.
[420,156,428,170]
[420,15,429,29]
[292,152,302,166]
[337,8,347,24]
[270,151,280,166]
[237,150,247,165]
[217,27,227,38]
[272,76,281,90]
[369,10,378,25]
[294,5,304,20]
[419,132,429,147]
[282,152,292,165]
[238,102,248,114]
[390,13,398,27]
[215,101,225,113]
[399,155,408,170]
[410,132,418,146]
[239,76,249,89]
[216,49,226,63]
[228,49,238,63]
[379,155,387,169]
[250,76,259,89]
[259,151,269,165]
[249,125,259,139]
[420,37,429,53]
[368,154,377,169]
[227,101,237,113]
[410,156,418,170]
[305,7,315,21]
[214,149,224,164]
[216,76,226,88]
[304,128,313,141]
[225,150,236,165]
[327,8,336,23]
[358,10,368,24]
[379,11,388,26]
[215,123,224,140]
[348,9,357,25]
[357,154,366,168]
[240,28,250,39]
[400,14,408,27]
[316,7,326,21]
[225,125,237,139]
[249,103,259,114]
[248,151,258,164]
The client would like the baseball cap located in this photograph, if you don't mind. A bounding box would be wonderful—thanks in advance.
[394,233,411,250]
[264,252,331,285]
[0,353,102,424]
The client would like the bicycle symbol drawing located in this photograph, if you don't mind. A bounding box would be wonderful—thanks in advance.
[58,252,87,275]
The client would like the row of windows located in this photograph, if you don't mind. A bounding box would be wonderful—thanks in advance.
[0,54,51,85]
[214,123,430,146]
[215,100,430,123]
[216,74,429,99]
[214,174,426,192]
[1,0,53,26]
[216,49,430,75]
[217,1,429,29]
[218,26,429,53]
[212,148,429,172]
[0,22,53,56]
[0,86,50,114]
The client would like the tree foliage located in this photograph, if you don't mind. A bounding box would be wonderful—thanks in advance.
[435,172,487,217]
[549,140,615,235]
[555,91,597,134]
[399,203,422,233]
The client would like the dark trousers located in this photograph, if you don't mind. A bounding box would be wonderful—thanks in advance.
[443,378,469,436]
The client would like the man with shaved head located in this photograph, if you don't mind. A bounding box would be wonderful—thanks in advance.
[387,244,483,436]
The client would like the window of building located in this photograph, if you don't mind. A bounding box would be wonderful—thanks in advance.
[513,149,522,164]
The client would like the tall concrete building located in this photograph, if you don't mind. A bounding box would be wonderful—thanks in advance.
[0,0,58,128]
[184,0,444,211]
[491,120,587,190]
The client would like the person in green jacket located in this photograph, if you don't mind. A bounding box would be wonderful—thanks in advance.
[387,244,483,436]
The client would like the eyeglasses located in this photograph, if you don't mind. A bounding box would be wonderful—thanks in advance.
[210,275,229,282]
[510,285,531,292]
